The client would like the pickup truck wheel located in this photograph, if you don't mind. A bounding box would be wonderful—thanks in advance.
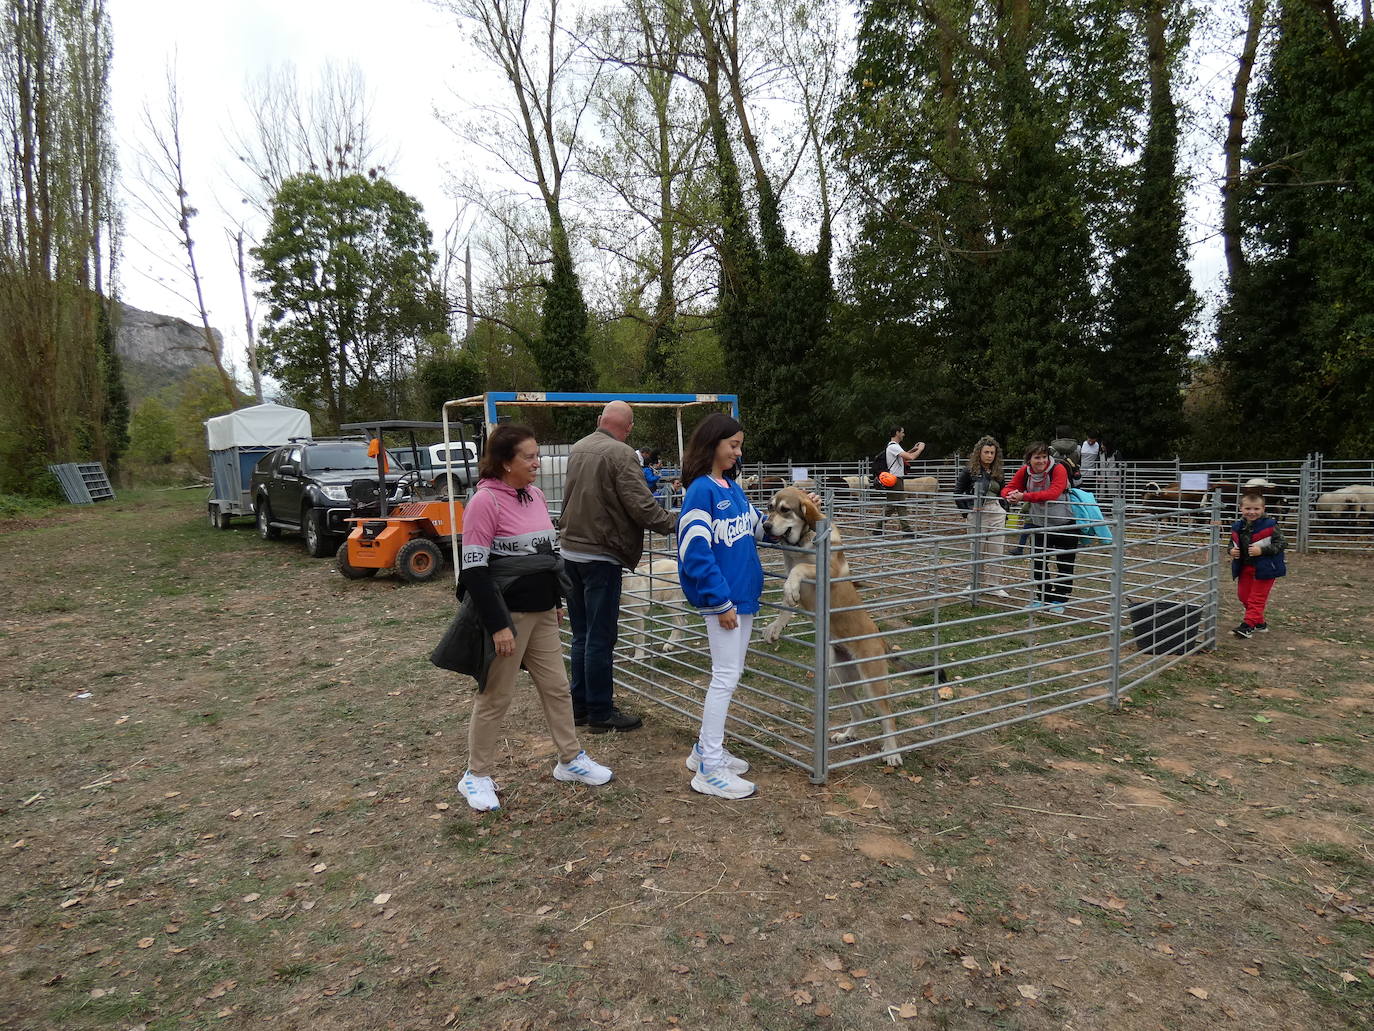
[304,509,336,557]
[396,538,443,583]
[256,499,280,540]
[335,542,378,579]
[439,474,463,498]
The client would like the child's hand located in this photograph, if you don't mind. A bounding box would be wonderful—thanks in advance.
[1248,543,1262,557]
[1229,547,1240,559]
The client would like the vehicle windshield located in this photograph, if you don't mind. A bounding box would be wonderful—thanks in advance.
[303,443,403,473]
[432,445,476,463]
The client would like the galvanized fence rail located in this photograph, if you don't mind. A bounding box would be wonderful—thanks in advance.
[603,489,1222,782]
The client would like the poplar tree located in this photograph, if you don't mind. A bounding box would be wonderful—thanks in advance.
[0,0,120,489]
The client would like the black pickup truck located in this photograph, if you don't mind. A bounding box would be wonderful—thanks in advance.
[249,439,410,557]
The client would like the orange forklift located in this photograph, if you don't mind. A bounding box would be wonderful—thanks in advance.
[333,419,480,583]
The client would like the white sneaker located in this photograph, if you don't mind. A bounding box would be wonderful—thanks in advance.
[553,750,614,786]
[684,741,750,774]
[459,771,500,812]
[1048,603,1067,616]
[691,765,756,800]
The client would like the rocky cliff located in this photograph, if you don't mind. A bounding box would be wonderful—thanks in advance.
[115,302,221,402]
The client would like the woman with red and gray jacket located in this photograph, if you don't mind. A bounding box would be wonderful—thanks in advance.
[1002,442,1079,614]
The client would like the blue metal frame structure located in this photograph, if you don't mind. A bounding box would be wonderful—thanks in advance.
[437,391,740,586]
[472,391,739,428]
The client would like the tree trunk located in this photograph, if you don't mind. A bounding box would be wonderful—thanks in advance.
[1223,0,1267,283]
[236,231,263,403]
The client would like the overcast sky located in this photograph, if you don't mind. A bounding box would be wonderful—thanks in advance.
[108,0,1229,388]
[109,0,477,382]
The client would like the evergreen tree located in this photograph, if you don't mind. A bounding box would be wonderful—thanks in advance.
[831,0,1142,455]
[1098,0,1197,458]
[1218,1,1374,456]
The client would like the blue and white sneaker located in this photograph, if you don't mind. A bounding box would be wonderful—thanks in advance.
[553,750,614,786]
[690,765,756,800]
[1026,600,1044,611]
[684,741,749,775]
[459,771,500,812]
[1048,603,1067,616]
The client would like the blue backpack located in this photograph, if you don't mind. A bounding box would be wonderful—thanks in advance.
[1064,486,1111,541]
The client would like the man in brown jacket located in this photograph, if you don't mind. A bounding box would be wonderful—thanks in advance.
[559,400,677,732]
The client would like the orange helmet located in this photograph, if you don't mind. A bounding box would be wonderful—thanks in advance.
[878,471,898,488]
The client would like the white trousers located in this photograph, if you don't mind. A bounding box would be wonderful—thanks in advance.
[970,503,1007,587]
[697,612,754,769]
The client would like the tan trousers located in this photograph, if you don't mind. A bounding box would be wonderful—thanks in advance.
[467,609,582,777]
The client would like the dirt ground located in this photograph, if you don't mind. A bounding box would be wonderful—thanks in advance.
[1,490,1371,1031]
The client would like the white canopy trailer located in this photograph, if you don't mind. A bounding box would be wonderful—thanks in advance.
[204,403,312,529]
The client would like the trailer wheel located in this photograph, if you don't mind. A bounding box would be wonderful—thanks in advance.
[304,509,336,558]
[396,538,443,583]
[335,543,378,580]
[256,499,280,540]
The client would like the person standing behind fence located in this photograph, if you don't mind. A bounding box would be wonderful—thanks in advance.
[881,426,925,536]
[1079,432,1102,482]
[1002,443,1079,615]
[560,401,677,733]
[954,436,1010,598]
[450,425,614,812]
[677,413,765,800]
[1228,492,1287,639]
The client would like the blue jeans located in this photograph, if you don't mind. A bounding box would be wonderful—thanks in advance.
[565,559,623,720]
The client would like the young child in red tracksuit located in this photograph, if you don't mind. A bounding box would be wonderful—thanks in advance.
[1228,492,1287,639]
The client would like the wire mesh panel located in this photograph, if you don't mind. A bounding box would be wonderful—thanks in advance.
[1306,456,1374,553]
[599,489,1220,782]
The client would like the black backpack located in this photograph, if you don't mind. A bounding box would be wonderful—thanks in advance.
[870,450,890,484]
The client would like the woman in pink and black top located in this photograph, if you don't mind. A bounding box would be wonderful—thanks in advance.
[1002,442,1079,615]
[455,424,614,812]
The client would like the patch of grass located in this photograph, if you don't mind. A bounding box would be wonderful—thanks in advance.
[50,990,153,1024]
[1294,842,1374,877]
[1330,764,1374,786]
[273,961,318,983]
[1281,955,1374,1026]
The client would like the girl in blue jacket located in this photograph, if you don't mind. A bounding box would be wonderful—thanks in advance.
[676,413,764,800]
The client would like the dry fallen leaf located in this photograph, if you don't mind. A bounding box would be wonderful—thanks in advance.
[435,802,450,811]
[1186,987,1209,1000]
[311,863,327,874]
[241,893,261,903]
[582,940,594,951]
[815,1003,833,1017]
[1017,984,1041,1000]
[894,1002,921,1019]
[800,854,812,862]
[936,685,955,700]
[373,893,392,905]
[961,956,981,971]
[136,938,154,949]
[841,932,857,945]
[822,956,844,972]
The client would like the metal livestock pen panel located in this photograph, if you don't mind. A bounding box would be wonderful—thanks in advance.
[602,491,1221,782]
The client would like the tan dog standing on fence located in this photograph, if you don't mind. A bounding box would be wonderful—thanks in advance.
[761,487,902,765]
